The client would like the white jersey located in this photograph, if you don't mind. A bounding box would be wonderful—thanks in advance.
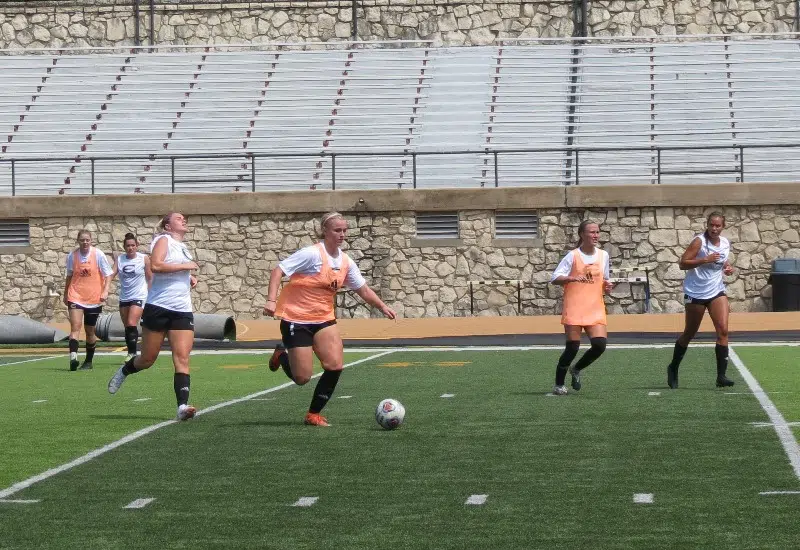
[147,234,193,313]
[117,253,148,303]
[551,248,610,282]
[683,233,730,300]
[278,243,366,290]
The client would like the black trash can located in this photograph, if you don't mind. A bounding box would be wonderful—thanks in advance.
[769,258,800,312]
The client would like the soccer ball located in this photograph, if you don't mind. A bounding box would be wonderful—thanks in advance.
[375,398,405,430]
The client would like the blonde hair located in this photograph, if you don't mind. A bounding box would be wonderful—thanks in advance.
[319,212,345,237]
[154,212,179,236]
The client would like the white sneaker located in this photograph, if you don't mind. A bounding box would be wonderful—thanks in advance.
[552,385,568,396]
[177,404,197,421]
[107,366,126,394]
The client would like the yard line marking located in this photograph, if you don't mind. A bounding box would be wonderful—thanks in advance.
[32,399,48,403]
[133,398,151,402]
[751,421,800,428]
[0,499,41,504]
[759,491,800,496]
[633,493,654,504]
[465,494,488,505]
[292,496,318,507]
[730,347,800,481]
[0,356,58,368]
[337,395,353,399]
[648,392,661,396]
[0,350,394,499]
[251,397,276,401]
[124,498,155,509]
[440,393,455,398]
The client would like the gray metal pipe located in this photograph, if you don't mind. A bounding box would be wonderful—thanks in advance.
[95,313,237,341]
[0,315,69,344]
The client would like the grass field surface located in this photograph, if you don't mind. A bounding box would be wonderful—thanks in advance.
[1,345,798,549]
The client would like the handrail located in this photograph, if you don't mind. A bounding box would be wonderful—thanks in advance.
[2,142,799,195]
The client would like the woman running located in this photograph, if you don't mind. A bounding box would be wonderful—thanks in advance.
[666,212,735,389]
[112,232,152,361]
[63,229,114,371]
[550,220,613,395]
[107,213,200,421]
[263,212,396,427]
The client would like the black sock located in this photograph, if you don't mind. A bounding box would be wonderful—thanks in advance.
[174,373,190,406]
[715,344,729,378]
[573,337,607,371]
[279,352,294,382]
[309,370,342,414]
[121,356,139,376]
[555,341,580,386]
[85,342,96,362]
[124,326,138,355]
[669,341,688,369]
[69,338,79,355]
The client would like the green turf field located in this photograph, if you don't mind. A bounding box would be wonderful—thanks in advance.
[0,345,798,549]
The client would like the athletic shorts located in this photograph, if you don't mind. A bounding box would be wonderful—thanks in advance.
[67,302,102,327]
[684,291,726,307]
[119,299,144,309]
[280,319,337,349]
[141,303,194,332]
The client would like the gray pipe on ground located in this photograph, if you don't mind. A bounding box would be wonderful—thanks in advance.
[95,313,236,341]
[0,315,69,344]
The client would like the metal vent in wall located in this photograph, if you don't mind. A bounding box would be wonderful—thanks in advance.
[495,211,539,238]
[415,213,459,239]
[0,220,30,247]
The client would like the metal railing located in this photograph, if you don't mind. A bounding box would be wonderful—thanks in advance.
[2,142,799,196]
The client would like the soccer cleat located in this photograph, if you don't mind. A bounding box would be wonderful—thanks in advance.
[304,412,330,427]
[715,376,735,388]
[78,361,93,371]
[177,404,197,421]
[552,385,568,396]
[69,358,80,371]
[125,353,136,363]
[268,344,286,372]
[667,364,679,389]
[570,366,582,391]
[107,366,126,394]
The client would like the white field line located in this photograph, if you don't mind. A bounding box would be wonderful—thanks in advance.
[291,496,319,507]
[750,422,800,428]
[133,398,151,402]
[633,493,654,504]
[0,350,394,500]
[465,494,488,505]
[124,498,155,509]
[32,399,48,403]
[0,356,58,368]
[729,347,800,481]
[337,395,353,399]
[440,393,455,398]
[0,499,41,504]
[760,491,800,495]
[648,392,661,396]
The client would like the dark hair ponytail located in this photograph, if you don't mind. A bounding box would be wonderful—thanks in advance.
[575,220,597,248]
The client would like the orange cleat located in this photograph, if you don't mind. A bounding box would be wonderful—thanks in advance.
[304,412,330,427]
[268,344,286,372]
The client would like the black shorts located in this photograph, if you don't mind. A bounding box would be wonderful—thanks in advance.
[684,291,726,307]
[67,302,102,326]
[280,319,337,349]
[119,300,144,309]
[141,303,194,332]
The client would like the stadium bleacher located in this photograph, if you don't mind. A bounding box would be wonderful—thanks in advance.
[1,36,799,195]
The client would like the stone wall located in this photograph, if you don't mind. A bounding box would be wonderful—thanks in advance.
[0,0,795,51]
[3,203,799,322]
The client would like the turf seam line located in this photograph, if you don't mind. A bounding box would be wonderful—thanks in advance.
[730,347,800,482]
[0,350,395,500]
